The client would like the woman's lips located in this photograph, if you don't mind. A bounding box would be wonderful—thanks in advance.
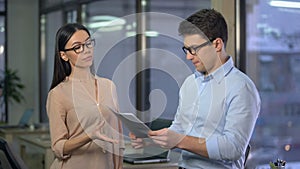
[82,56,93,62]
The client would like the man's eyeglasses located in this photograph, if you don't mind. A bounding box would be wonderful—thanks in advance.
[63,39,95,54]
[182,39,214,55]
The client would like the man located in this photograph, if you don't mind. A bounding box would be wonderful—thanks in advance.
[130,8,260,169]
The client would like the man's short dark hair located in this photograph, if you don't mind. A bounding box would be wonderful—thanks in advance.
[178,9,228,47]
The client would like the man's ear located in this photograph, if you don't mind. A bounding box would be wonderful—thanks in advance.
[60,51,69,61]
[214,38,223,52]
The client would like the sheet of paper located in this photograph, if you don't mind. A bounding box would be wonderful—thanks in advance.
[105,106,150,138]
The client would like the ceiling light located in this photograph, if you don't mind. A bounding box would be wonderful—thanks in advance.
[269,0,300,9]
[87,15,126,31]
[126,31,159,37]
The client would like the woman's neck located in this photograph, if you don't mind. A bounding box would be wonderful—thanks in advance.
[69,67,94,81]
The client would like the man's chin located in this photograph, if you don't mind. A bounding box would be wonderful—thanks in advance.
[196,67,206,73]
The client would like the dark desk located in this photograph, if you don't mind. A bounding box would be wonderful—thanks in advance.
[123,151,180,169]
[0,127,50,153]
[123,142,180,169]
[0,128,49,144]
[19,134,54,169]
[15,135,181,169]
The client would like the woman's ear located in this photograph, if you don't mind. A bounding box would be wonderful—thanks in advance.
[60,51,69,61]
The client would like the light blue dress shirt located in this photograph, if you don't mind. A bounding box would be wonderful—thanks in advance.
[169,57,261,169]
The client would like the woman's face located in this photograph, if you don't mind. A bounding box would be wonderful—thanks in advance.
[60,30,94,69]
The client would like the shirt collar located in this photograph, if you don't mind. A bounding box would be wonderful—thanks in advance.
[194,70,212,82]
[194,56,234,83]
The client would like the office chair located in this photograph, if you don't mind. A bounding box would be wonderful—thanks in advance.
[244,144,251,167]
[149,118,173,130]
[0,137,27,169]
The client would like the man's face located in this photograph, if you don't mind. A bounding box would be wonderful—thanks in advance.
[183,34,218,74]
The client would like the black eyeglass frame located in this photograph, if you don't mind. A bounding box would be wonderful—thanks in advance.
[182,38,215,55]
[63,39,96,54]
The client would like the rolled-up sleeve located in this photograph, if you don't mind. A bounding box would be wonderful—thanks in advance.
[46,90,71,160]
[206,83,260,161]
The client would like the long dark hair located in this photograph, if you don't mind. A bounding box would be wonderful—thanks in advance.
[49,23,91,90]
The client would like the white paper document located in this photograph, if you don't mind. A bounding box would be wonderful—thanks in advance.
[105,106,151,138]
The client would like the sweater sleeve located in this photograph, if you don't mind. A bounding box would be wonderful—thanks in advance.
[46,90,71,160]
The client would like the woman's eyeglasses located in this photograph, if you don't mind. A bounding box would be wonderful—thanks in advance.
[63,39,96,54]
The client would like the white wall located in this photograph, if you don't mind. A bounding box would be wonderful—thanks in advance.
[7,0,39,124]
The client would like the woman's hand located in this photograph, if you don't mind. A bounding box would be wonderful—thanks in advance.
[129,132,144,149]
[91,121,118,144]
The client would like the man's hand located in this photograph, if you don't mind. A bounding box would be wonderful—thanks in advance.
[148,128,185,149]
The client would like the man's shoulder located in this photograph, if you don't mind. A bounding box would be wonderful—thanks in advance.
[184,74,196,82]
[231,68,254,82]
[228,68,258,91]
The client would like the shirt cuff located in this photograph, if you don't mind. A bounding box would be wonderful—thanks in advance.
[206,136,221,160]
[53,140,71,160]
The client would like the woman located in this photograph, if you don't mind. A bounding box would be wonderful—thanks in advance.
[46,23,124,169]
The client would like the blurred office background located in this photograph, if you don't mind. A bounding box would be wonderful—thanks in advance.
[0,0,300,168]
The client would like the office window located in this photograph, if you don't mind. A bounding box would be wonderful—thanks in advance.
[83,0,210,122]
[148,0,210,120]
[0,0,6,122]
[82,0,136,114]
[39,11,63,122]
[39,1,229,127]
[66,9,77,23]
[245,0,300,168]
[0,0,4,12]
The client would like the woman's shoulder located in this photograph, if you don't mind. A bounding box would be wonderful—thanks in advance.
[95,76,111,82]
[95,76,115,86]
[48,80,70,97]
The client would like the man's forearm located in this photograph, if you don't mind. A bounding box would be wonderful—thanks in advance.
[176,135,209,158]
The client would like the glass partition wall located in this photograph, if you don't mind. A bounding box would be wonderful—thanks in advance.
[40,1,300,168]
[39,0,137,121]
[39,0,210,125]
[38,1,300,167]
[0,0,6,122]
